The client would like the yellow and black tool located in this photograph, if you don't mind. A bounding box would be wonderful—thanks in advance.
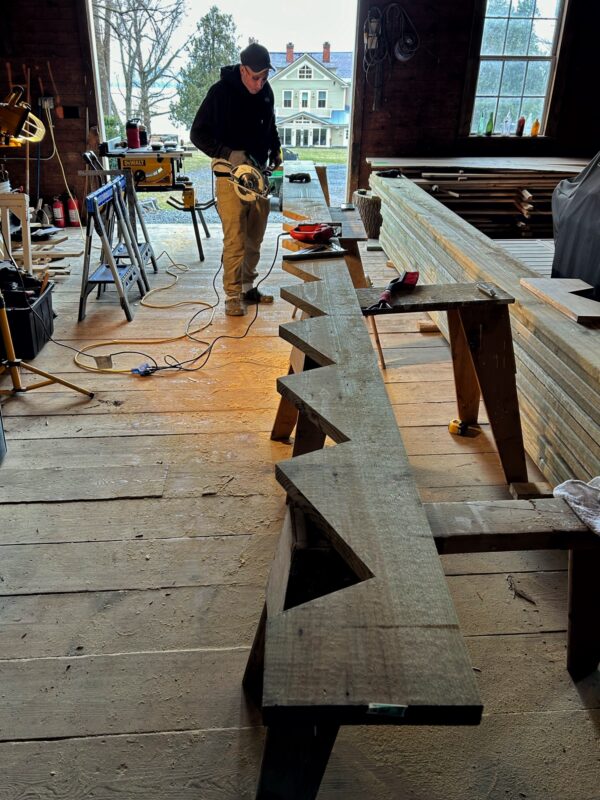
[122,154,175,189]
[448,418,481,437]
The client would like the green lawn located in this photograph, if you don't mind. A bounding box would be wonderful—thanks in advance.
[285,147,349,164]
[182,147,349,166]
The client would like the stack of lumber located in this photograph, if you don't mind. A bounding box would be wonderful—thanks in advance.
[398,167,576,238]
[371,173,600,486]
[367,157,586,238]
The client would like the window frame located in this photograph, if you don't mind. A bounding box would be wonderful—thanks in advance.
[464,0,568,137]
[312,127,327,146]
[317,90,327,109]
[300,90,310,109]
[282,90,292,109]
[298,64,313,79]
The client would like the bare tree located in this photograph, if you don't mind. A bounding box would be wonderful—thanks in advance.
[93,0,115,117]
[92,0,185,133]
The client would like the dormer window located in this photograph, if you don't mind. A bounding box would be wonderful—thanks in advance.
[299,65,312,79]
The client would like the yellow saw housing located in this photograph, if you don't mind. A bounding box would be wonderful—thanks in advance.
[122,155,173,188]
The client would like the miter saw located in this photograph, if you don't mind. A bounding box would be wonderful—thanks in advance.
[212,157,271,202]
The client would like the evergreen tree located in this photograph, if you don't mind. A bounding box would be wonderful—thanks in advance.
[169,6,239,130]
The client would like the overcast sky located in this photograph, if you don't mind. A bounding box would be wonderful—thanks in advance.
[184,1,359,52]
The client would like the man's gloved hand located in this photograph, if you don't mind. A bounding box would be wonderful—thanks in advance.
[228,150,248,168]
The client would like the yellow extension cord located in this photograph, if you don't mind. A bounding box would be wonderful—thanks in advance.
[73,258,217,374]
[44,107,218,376]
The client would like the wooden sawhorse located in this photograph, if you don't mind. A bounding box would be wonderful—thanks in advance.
[273,281,528,486]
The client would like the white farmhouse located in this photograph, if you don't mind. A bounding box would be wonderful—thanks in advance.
[269,42,353,149]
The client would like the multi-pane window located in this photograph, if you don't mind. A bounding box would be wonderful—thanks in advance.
[282,90,292,109]
[299,65,312,79]
[471,0,565,134]
[317,91,327,109]
[312,128,327,146]
[279,128,292,145]
[300,91,309,109]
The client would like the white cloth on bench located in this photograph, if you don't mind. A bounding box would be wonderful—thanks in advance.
[554,476,600,535]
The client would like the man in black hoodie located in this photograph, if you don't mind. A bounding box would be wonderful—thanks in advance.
[190,43,282,316]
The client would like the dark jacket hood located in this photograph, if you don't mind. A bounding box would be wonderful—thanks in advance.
[220,64,242,87]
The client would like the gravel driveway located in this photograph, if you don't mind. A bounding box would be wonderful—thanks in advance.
[143,163,349,225]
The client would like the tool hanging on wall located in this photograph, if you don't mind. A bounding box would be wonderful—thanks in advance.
[363,4,420,111]
[0,85,45,146]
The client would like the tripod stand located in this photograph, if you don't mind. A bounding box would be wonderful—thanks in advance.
[0,289,93,398]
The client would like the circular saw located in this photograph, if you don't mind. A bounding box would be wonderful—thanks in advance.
[212,157,270,202]
[231,163,268,201]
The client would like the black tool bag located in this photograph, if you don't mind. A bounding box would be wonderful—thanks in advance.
[551,151,600,298]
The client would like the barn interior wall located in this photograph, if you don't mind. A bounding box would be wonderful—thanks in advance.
[350,0,600,194]
[0,0,100,205]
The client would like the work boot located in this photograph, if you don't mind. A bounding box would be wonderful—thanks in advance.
[225,295,246,316]
[243,287,274,304]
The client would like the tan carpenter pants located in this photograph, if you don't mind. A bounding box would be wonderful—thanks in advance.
[215,176,270,297]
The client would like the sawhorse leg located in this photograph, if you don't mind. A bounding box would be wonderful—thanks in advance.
[190,208,205,262]
[447,308,481,424]
[567,547,600,680]
[271,354,319,442]
[244,503,340,800]
[255,723,339,800]
[196,205,211,238]
[448,305,527,484]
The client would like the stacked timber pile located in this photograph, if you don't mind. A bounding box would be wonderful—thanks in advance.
[371,173,600,486]
[397,166,578,238]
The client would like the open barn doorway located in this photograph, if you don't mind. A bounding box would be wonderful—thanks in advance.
[91,0,359,220]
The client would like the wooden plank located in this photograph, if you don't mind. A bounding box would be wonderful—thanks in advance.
[357,282,513,314]
[262,260,481,726]
[2,409,278,439]
[425,498,588,541]
[0,534,277,594]
[0,649,259,740]
[366,156,587,172]
[0,432,291,470]
[447,571,567,636]
[520,277,600,323]
[0,465,167,503]
[2,710,600,800]
[0,495,285,544]
[0,585,264,659]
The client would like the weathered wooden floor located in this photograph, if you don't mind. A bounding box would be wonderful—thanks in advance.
[0,223,598,799]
